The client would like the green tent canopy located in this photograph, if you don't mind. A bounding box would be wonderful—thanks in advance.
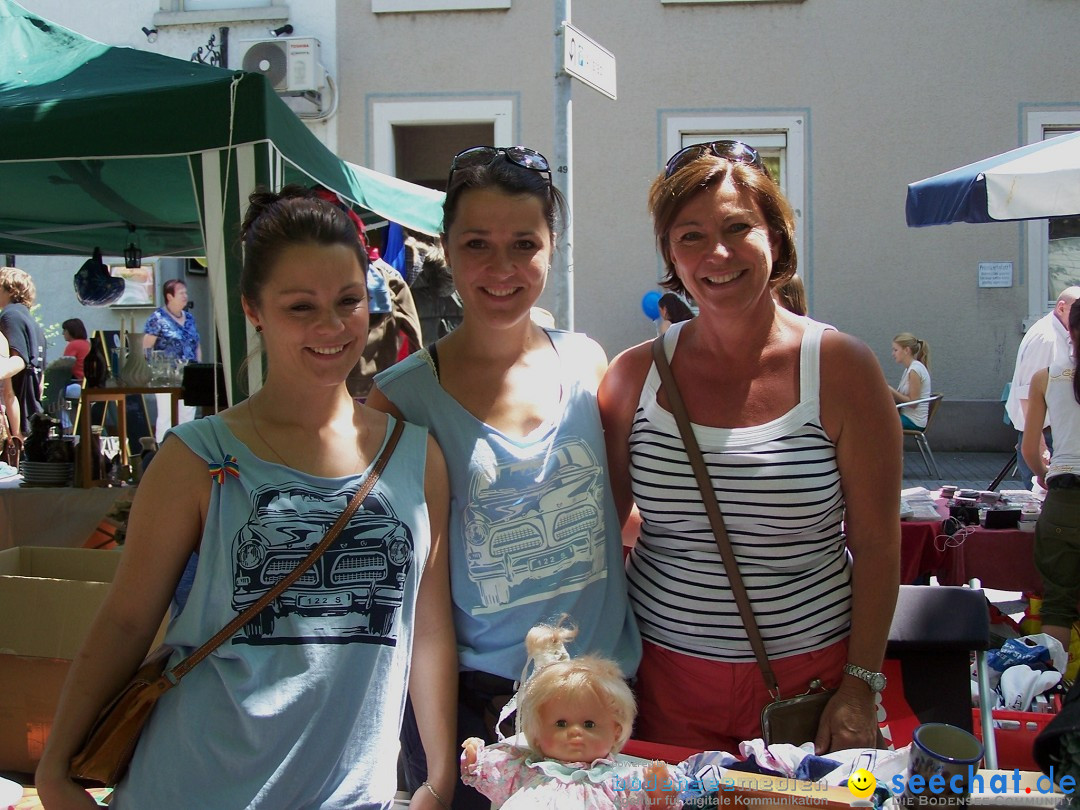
[0,0,444,401]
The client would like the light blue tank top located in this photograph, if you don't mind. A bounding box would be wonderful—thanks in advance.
[113,414,430,810]
[375,329,640,680]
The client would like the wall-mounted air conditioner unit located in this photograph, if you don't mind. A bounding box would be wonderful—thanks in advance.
[237,37,325,95]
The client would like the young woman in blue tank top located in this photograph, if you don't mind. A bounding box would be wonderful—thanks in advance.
[368,147,640,810]
[36,187,456,810]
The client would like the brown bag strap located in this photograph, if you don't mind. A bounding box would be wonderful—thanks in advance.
[164,418,405,684]
[650,336,781,698]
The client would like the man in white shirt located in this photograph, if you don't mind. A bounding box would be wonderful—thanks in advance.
[1005,286,1080,488]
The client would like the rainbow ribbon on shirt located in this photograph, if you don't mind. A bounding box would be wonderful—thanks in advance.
[209,455,240,484]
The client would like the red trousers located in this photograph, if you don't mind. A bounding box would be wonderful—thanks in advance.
[633,638,848,751]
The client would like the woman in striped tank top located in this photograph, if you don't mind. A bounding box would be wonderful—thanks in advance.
[598,141,901,754]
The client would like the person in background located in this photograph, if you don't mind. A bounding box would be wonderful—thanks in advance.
[36,185,456,810]
[367,145,640,809]
[0,266,46,439]
[600,140,899,753]
[889,332,932,430]
[657,292,694,334]
[143,279,200,441]
[774,273,807,316]
[1022,299,1080,661]
[1007,287,1080,489]
[61,318,91,383]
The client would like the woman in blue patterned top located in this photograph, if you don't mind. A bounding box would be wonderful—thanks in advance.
[143,279,201,440]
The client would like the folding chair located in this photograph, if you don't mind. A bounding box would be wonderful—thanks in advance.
[899,394,944,478]
[884,584,997,767]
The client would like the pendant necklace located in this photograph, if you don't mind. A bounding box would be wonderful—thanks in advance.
[247,393,365,474]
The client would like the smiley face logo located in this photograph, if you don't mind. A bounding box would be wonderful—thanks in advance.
[848,768,876,800]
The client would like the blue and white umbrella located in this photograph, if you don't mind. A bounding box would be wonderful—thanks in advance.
[906,130,1080,226]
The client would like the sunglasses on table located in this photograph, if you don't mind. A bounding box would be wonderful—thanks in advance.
[663,140,767,179]
[447,146,552,187]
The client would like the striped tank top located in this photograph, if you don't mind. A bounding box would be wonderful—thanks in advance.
[626,318,852,662]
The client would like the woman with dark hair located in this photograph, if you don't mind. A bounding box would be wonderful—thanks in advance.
[368,146,640,809]
[600,141,900,753]
[1022,299,1080,661]
[61,318,90,381]
[657,292,693,334]
[36,185,455,809]
[144,278,201,440]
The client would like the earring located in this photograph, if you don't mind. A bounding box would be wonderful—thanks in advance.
[255,325,262,333]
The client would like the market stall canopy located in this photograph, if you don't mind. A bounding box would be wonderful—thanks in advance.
[0,0,444,399]
[906,130,1080,227]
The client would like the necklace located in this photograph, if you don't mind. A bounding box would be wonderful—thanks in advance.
[247,393,366,474]
[248,395,292,468]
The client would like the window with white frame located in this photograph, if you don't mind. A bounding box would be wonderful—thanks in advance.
[371,99,515,179]
[663,113,807,274]
[372,0,510,12]
[1025,112,1080,323]
[177,0,269,9]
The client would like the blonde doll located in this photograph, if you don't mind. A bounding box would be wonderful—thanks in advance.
[461,622,682,809]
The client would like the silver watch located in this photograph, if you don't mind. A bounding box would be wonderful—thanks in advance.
[843,663,887,692]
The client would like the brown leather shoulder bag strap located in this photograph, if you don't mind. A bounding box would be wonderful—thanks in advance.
[165,418,405,683]
[650,336,781,697]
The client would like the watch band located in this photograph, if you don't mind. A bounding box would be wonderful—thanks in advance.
[844,663,887,692]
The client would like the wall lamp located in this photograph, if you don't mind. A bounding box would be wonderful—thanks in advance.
[271,24,293,37]
[142,26,158,43]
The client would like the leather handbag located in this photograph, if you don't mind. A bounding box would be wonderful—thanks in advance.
[69,420,404,786]
[650,337,837,747]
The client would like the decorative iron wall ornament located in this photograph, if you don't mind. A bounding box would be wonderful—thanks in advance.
[191,27,228,67]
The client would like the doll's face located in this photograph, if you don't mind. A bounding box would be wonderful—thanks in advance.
[534,689,621,764]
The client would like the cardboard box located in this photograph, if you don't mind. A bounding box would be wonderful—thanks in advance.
[0,547,165,776]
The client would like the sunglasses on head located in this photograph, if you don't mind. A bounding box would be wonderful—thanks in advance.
[447,145,552,187]
[664,140,766,179]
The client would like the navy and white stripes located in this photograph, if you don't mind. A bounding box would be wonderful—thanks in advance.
[626,320,852,662]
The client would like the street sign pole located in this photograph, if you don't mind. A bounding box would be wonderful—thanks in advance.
[552,0,574,331]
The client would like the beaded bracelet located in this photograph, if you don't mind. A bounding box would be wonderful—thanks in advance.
[422,780,450,810]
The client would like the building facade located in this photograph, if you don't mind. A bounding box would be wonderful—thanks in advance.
[13,0,1080,446]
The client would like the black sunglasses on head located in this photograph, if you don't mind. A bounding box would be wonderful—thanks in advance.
[664,140,767,179]
[447,145,552,187]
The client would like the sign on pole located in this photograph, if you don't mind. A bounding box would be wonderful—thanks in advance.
[562,22,616,101]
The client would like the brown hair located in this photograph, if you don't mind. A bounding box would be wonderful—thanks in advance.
[893,332,930,368]
[442,151,567,239]
[0,266,36,306]
[239,184,368,307]
[648,157,797,296]
[775,273,807,316]
[62,318,88,340]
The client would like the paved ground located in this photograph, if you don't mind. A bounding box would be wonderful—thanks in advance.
[903,449,1025,492]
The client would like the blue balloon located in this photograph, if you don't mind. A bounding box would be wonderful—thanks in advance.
[641,290,662,320]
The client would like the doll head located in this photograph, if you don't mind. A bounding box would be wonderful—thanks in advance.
[517,622,636,762]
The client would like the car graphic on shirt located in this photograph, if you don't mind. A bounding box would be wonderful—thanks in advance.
[462,438,605,608]
[231,485,413,645]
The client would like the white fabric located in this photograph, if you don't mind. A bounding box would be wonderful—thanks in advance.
[154,391,196,442]
[897,360,932,428]
[1005,311,1072,431]
[1044,361,1080,480]
[985,132,1080,221]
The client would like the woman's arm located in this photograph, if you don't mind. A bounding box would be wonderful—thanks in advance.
[818,332,902,753]
[408,434,457,809]
[597,344,651,528]
[891,368,923,405]
[1022,369,1050,488]
[35,436,209,807]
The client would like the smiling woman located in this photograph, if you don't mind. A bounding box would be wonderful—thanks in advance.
[35,186,456,810]
[598,143,902,755]
[366,146,641,810]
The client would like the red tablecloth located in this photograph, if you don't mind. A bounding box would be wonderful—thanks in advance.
[900,499,1041,593]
